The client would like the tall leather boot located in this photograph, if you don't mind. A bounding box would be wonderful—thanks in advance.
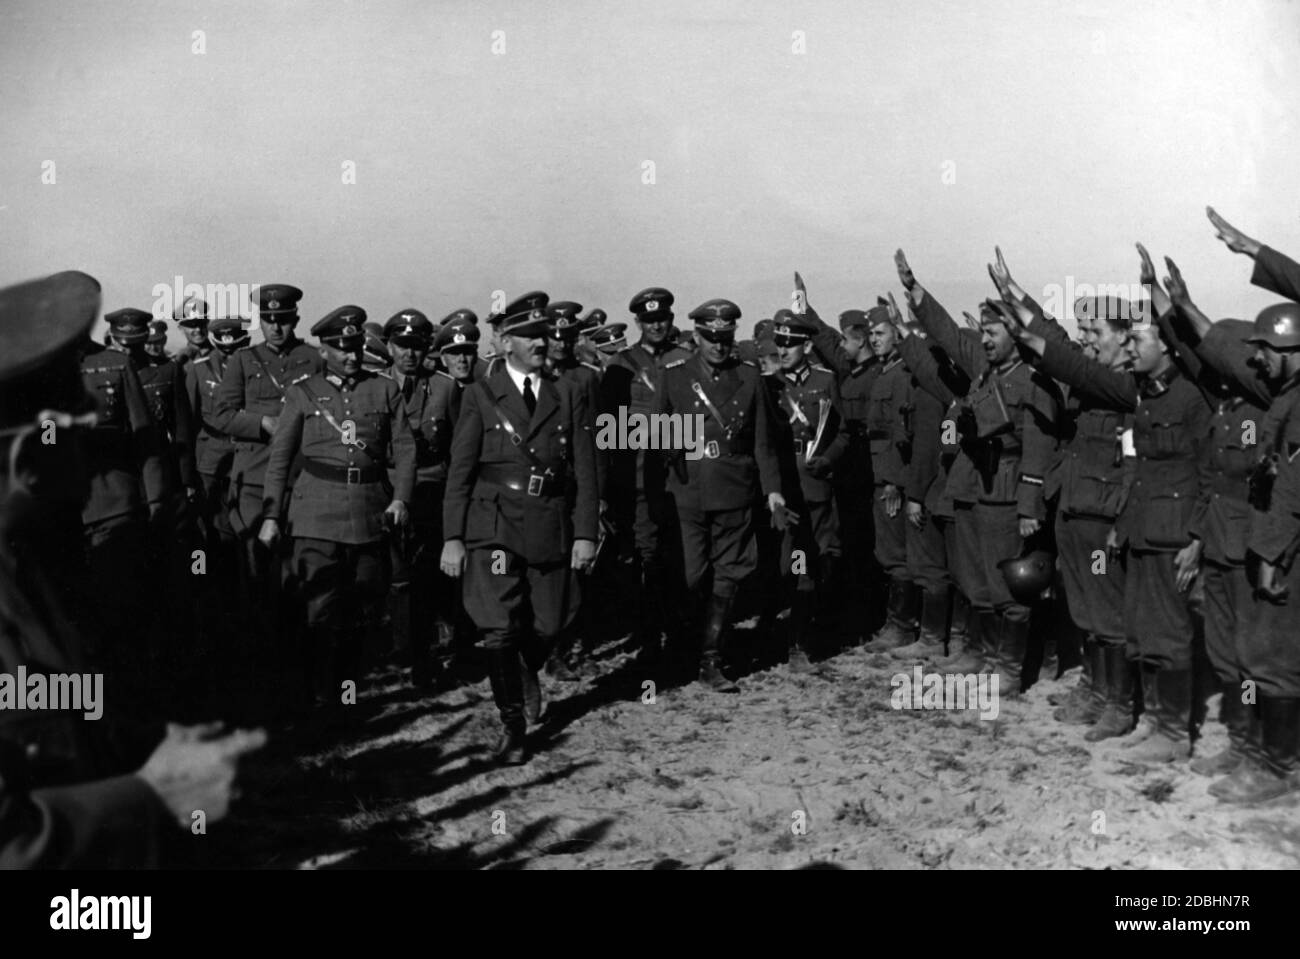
[941,607,993,674]
[891,587,949,660]
[699,592,739,692]
[634,565,667,664]
[1191,679,1254,776]
[1211,696,1300,803]
[986,615,1029,696]
[935,592,972,665]
[1050,632,1096,706]
[1055,635,1107,724]
[1122,666,1192,763]
[1085,644,1136,742]
[865,577,919,651]
[487,647,528,765]
[544,628,582,682]
[787,589,816,673]
[812,553,839,628]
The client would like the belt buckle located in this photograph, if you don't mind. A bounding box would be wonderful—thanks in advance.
[527,473,544,496]
[346,466,361,484]
[704,440,720,459]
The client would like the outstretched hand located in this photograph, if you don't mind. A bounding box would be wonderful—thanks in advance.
[1162,256,1192,308]
[1207,206,1261,258]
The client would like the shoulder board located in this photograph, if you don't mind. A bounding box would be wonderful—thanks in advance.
[581,361,602,373]
[741,360,758,369]
[435,369,456,381]
[193,354,213,366]
[664,358,687,369]
[811,364,830,374]
[376,370,394,381]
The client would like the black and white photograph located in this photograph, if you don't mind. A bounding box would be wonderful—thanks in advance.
[0,0,1296,924]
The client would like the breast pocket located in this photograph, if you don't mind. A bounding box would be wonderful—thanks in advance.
[1146,416,1186,458]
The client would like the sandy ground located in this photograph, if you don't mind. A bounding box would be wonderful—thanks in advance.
[211,623,1300,870]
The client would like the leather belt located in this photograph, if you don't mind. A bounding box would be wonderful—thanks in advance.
[477,463,564,498]
[303,460,384,484]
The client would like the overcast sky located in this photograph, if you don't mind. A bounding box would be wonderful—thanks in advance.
[3,0,1298,347]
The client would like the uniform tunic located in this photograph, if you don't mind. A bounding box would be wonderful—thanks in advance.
[656,353,782,598]
[770,361,848,588]
[443,363,598,647]
[262,369,416,628]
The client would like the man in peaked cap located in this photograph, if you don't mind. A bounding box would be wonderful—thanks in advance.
[145,320,169,360]
[258,306,416,710]
[656,298,785,691]
[541,300,606,680]
[185,314,249,670]
[793,287,881,645]
[602,287,694,665]
[483,292,547,377]
[382,307,466,688]
[575,308,606,367]
[768,310,849,671]
[122,312,200,694]
[82,309,170,668]
[423,308,477,376]
[174,296,210,369]
[212,284,322,705]
[0,271,266,867]
[589,321,628,361]
[440,301,598,764]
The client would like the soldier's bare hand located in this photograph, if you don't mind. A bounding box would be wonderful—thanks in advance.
[905,499,925,529]
[384,500,409,528]
[571,538,597,572]
[1162,256,1192,307]
[1174,538,1202,592]
[793,272,809,315]
[260,415,279,436]
[962,310,981,332]
[895,249,916,292]
[885,292,910,338]
[1019,516,1040,538]
[137,723,267,828]
[882,484,902,518]
[1136,242,1158,287]
[1207,207,1262,258]
[257,518,279,548]
[440,540,466,578]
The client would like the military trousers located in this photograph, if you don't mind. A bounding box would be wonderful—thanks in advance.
[975,501,1030,623]
[462,547,580,651]
[906,508,949,595]
[781,497,840,591]
[950,502,989,609]
[1124,548,1195,670]
[291,537,389,630]
[1241,554,1300,698]
[676,504,757,600]
[871,483,908,578]
[1201,559,1250,686]
[1054,511,1124,642]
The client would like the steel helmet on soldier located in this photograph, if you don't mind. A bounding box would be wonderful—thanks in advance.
[1246,302,1300,350]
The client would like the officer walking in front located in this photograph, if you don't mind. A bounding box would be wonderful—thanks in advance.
[656,299,785,691]
[212,285,323,641]
[602,287,694,664]
[767,312,847,669]
[174,296,212,369]
[259,307,416,710]
[440,301,598,765]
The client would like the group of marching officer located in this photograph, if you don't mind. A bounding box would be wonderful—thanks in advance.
[41,204,1300,790]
